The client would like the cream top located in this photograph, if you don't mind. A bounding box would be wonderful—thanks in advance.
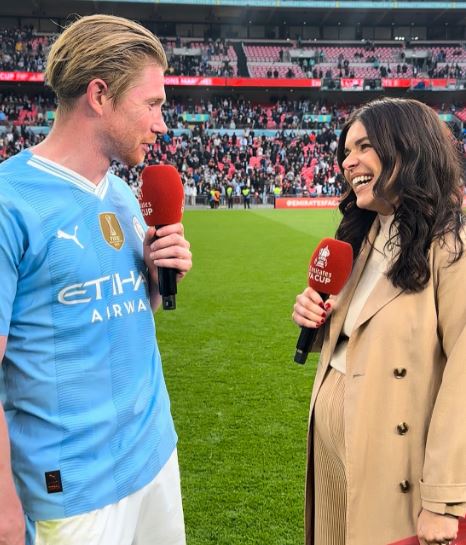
[330,214,395,374]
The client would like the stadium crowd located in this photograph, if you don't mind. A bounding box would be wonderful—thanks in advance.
[1,26,465,206]
[0,26,49,72]
[0,91,358,203]
[2,91,466,206]
[1,25,465,81]
[143,125,346,204]
[0,113,345,204]
[0,92,53,126]
[163,97,347,131]
[164,37,236,77]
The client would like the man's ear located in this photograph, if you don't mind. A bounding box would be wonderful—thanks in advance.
[86,78,110,115]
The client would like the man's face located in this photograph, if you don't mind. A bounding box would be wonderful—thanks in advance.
[102,62,167,167]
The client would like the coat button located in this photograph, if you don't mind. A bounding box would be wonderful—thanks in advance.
[394,368,407,378]
[399,480,410,493]
[397,422,409,435]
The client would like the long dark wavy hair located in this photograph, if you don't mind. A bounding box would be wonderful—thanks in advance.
[336,98,464,292]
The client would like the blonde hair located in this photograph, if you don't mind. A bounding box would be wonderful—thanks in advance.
[45,14,167,110]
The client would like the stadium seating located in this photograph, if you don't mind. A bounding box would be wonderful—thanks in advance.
[0,26,464,205]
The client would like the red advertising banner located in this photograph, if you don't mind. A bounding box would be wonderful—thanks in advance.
[341,78,364,89]
[436,78,456,87]
[382,78,457,88]
[0,71,44,82]
[382,78,412,88]
[0,72,321,88]
[275,197,339,209]
[165,76,321,88]
[164,76,226,86]
[227,77,321,88]
[0,72,458,90]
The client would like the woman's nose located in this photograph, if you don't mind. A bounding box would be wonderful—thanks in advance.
[342,151,358,170]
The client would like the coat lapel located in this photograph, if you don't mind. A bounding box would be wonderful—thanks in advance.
[324,219,380,362]
[352,273,403,331]
[310,217,405,412]
[309,220,379,411]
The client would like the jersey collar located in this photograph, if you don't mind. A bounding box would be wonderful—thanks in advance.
[26,151,109,200]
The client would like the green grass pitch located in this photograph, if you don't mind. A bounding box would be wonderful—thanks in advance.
[156,208,342,545]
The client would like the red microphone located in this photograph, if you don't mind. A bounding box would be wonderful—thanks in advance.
[294,238,353,364]
[139,165,184,310]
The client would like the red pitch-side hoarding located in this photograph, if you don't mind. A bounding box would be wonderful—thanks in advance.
[275,197,340,209]
[276,196,466,209]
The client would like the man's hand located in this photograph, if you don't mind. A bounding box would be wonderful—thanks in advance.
[0,482,25,545]
[143,223,192,310]
[143,223,192,285]
[417,508,458,545]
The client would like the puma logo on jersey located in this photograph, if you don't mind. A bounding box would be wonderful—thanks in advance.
[56,226,84,249]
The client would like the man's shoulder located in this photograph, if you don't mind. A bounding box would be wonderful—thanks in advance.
[108,171,135,194]
[0,150,30,183]
[0,152,35,206]
[107,171,141,208]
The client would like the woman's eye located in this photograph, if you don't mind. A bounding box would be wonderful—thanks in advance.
[361,143,371,150]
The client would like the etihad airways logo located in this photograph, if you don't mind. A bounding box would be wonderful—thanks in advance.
[58,270,149,324]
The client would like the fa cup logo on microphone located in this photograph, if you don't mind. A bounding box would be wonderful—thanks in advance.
[309,245,332,286]
[315,246,330,269]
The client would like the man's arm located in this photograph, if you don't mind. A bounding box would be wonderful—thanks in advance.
[0,335,25,545]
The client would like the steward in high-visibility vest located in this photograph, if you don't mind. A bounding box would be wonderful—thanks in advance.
[273,185,282,208]
[226,185,234,209]
[209,189,216,209]
[241,186,251,209]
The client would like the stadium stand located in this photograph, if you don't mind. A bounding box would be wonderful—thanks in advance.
[0,4,465,206]
[164,38,238,76]
[2,90,464,207]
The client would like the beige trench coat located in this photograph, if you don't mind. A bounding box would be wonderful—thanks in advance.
[305,219,466,545]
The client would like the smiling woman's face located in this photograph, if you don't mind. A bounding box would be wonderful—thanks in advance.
[342,120,394,216]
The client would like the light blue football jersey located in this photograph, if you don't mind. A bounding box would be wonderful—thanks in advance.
[0,149,177,520]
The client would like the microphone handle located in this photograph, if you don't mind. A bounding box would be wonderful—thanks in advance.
[153,225,178,311]
[294,293,329,364]
[158,266,177,310]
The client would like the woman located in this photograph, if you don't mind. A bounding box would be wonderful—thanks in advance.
[292,98,466,545]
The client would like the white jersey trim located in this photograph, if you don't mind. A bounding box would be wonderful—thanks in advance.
[27,154,109,200]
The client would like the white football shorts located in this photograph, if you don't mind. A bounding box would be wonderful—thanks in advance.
[31,449,186,545]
